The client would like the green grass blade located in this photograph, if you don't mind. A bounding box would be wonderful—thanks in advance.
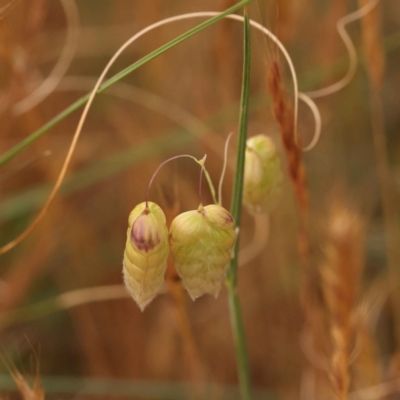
[0,0,251,168]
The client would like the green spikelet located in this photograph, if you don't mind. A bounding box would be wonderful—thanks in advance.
[123,201,169,311]
[169,204,236,300]
[243,134,282,213]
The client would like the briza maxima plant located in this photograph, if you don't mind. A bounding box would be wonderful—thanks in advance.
[0,1,385,399]
[122,153,237,309]
[122,128,284,309]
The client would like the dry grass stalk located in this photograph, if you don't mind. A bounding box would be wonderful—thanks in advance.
[266,61,332,398]
[265,60,318,340]
[275,0,294,43]
[359,0,400,346]
[358,0,385,91]
[350,318,381,398]
[9,368,44,400]
[2,354,44,400]
[166,274,208,394]
[159,181,207,386]
[266,61,308,253]
[321,199,366,400]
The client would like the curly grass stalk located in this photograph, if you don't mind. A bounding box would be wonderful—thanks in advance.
[12,0,80,115]
[304,0,380,99]
[225,8,252,400]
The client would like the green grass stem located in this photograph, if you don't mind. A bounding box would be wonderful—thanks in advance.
[225,8,252,400]
[0,375,277,400]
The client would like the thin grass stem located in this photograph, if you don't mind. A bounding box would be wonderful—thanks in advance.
[225,8,252,400]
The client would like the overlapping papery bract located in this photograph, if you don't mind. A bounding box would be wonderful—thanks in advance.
[169,204,236,300]
[123,201,169,310]
[243,134,282,213]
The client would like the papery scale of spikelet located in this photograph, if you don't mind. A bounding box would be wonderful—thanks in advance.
[170,205,235,300]
[123,202,169,310]
[174,236,232,299]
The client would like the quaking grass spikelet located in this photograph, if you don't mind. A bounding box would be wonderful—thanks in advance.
[123,201,169,311]
[243,134,282,214]
[170,204,236,300]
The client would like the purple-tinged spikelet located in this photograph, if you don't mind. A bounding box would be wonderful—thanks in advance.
[123,202,169,310]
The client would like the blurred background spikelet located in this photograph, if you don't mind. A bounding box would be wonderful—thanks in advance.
[320,194,366,400]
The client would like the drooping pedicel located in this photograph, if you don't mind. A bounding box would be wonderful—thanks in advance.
[243,134,282,214]
[123,201,169,310]
[169,204,236,300]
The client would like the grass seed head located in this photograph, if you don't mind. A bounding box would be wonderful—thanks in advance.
[169,204,236,300]
[243,134,283,213]
[123,201,169,311]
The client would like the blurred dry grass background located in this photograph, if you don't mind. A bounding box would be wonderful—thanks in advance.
[0,0,400,399]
